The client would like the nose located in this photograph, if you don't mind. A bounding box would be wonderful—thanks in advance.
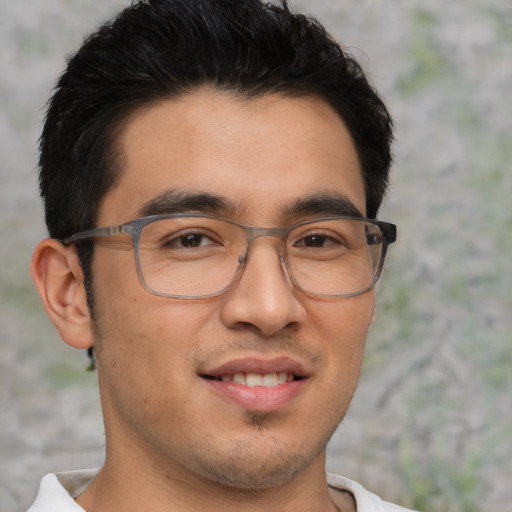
[219,239,306,336]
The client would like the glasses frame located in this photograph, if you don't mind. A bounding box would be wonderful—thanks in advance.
[62,213,397,300]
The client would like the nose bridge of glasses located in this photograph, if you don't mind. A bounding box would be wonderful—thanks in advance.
[238,225,288,269]
[244,225,289,242]
[242,225,290,260]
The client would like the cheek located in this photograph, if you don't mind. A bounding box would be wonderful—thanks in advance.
[90,251,155,370]
[91,280,212,428]
[91,248,219,371]
[91,247,165,340]
[308,294,374,373]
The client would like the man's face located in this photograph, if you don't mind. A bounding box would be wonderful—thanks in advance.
[90,90,374,488]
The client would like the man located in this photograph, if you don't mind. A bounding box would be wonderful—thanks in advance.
[28,0,413,510]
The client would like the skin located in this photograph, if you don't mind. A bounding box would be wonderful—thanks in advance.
[32,89,376,512]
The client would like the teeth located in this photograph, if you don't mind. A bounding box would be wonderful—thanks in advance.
[262,373,278,387]
[246,373,263,387]
[278,372,289,384]
[217,372,295,387]
[233,373,245,385]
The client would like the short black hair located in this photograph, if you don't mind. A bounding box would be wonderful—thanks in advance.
[39,0,393,303]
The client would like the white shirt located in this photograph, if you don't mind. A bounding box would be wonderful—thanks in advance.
[27,469,418,511]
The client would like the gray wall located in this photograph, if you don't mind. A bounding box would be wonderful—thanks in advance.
[1,1,511,510]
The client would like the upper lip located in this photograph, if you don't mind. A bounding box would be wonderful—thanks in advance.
[201,357,308,378]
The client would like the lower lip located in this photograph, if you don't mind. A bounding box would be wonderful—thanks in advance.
[204,378,307,413]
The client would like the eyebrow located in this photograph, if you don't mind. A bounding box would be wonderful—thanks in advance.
[139,190,238,217]
[285,194,364,219]
[138,189,364,221]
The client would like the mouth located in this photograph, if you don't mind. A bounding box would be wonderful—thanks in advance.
[202,372,298,387]
[201,356,308,385]
[199,357,309,412]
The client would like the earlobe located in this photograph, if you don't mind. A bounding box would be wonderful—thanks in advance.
[30,239,94,349]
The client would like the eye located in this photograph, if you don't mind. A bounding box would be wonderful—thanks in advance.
[163,230,221,249]
[366,233,382,246]
[293,232,342,249]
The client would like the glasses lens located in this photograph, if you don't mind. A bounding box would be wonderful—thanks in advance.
[138,217,247,298]
[286,218,383,297]
[136,216,385,298]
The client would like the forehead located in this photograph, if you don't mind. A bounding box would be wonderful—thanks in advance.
[98,89,365,225]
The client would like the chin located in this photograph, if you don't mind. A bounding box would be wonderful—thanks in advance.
[192,426,333,491]
[199,454,311,491]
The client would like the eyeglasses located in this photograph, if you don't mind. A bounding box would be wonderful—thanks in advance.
[63,214,396,299]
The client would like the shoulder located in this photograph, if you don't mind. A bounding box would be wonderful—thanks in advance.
[26,469,98,512]
[327,473,420,512]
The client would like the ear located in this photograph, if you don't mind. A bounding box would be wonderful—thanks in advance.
[30,239,94,349]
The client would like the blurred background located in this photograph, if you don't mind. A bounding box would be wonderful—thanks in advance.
[1,1,511,510]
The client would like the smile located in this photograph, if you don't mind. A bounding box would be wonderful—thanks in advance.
[206,372,295,387]
[200,357,308,412]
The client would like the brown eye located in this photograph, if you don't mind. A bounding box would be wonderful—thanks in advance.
[294,233,341,249]
[162,230,220,249]
[301,235,328,247]
[180,233,206,247]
